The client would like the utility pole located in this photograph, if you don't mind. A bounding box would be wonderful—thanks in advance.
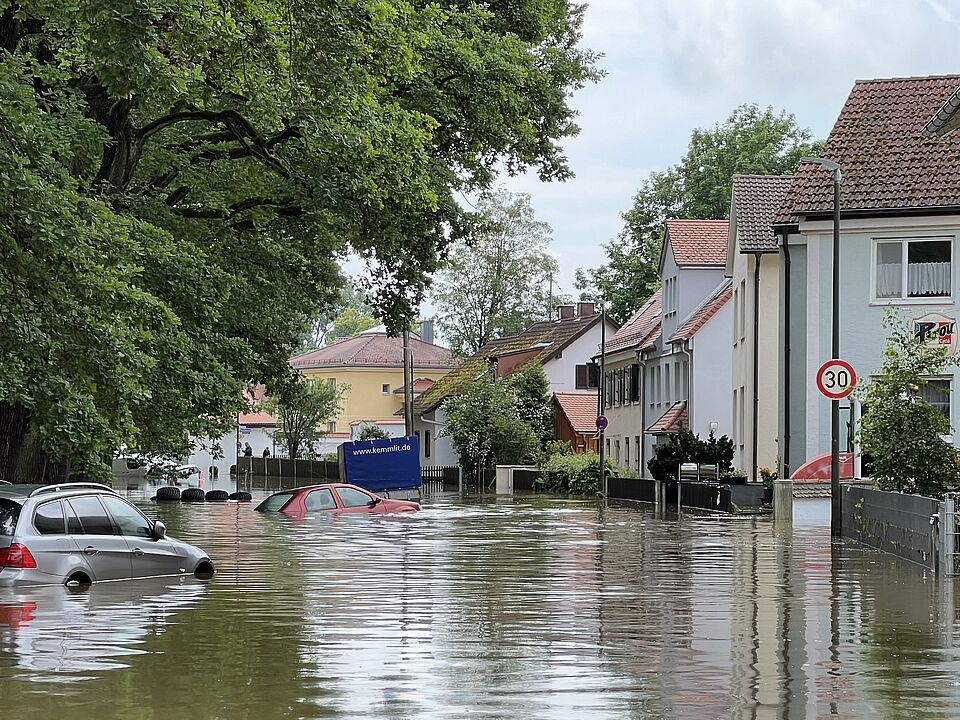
[599,298,607,497]
[403,329,414,437]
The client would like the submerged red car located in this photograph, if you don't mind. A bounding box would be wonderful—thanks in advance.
[254,483,420,515]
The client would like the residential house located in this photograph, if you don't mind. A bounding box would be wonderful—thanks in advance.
[412,303,618,466]
[290,325,455,434]
[725,175,793,480]
[776,75,960,479]
[595,289,662,473]
[600,220,733,476]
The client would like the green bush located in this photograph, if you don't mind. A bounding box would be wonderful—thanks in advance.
[537,452,613,495]
[646,426,735,482]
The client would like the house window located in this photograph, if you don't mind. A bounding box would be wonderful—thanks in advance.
[917,378,951,422]
[875,238,952,301]
[327,421,337,433]
[328,378,336,390]
[739,280,746,342]
[575,364,600,390]
[625,437,630,467]
[382,383,391,395]
[425,430,432,458]
[635,435,641,473]
[630,364,641,403]
[665,364,672,406]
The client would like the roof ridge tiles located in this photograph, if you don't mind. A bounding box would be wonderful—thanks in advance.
[854,73,960,84]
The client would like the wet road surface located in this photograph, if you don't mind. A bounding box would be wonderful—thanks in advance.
[1,494,958,719]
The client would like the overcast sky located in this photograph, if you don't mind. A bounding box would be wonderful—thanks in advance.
[502,0,960,297]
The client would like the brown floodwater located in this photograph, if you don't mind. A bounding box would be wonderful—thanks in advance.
[0,494,958,719]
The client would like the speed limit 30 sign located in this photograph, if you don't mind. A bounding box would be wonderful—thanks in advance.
[816,359,857,400]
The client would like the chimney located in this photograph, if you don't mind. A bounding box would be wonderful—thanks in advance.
[557,304,575,321]
[577,301,597,317]
[419,319,435,344]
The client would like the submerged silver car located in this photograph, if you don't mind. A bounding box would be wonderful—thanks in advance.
[0,483,214,586]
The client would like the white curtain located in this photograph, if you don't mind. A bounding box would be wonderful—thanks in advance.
[908,261,950,297]
[876,263,901,298]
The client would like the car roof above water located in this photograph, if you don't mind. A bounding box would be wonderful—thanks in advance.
[0,482,118,503]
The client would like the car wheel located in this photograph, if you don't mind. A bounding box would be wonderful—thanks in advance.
[194,560,214,579]
[205,490,229,502]
[155,486,182,502]
[181,487,205,503]
[228,491,253,502]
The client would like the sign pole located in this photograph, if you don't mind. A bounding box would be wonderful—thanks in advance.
[599,300,607,498]
[831,169,842,538]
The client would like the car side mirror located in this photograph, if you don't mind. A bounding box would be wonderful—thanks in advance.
[368,497,382,507]
[153,520,167,540]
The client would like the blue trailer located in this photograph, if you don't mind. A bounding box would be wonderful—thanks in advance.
[337,436,421,497]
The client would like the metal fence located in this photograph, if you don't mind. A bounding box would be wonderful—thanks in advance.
[421,465,460,494]
[842,485,943,572]
[606,475,735,513]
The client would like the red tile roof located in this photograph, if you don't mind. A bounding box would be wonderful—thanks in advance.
[778,75,960,222]
[605,289,662,354]
[670,283,732,342]
[238,410,276,427]
[731,175,793,252]
[393,378,436,394]
[646,401,687,433]
[349,419,406,426]
[554,392,598,434]
[290,332,454,369]
[665,220,729,267]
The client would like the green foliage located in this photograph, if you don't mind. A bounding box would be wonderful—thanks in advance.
[358,424,390,440]
[537,452,611,495]
[759,466,778,488]
[544,439,574,457]
[0,0,599,478]
[266,380,345,459]
[577,105,821,322]
[511,363,553,445]
[647,427,735,482]
[433,189,559,355]
[857,314,960,496]
[440,362,548,479]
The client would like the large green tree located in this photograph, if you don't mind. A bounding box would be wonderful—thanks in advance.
[432,188,559,356]
[0,0,599,481]
[577,104,821,322]
[267,379,344,460]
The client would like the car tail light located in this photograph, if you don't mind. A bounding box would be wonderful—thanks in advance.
[0,544,38,569]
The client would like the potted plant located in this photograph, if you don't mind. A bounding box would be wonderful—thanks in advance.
[759,466,777,504]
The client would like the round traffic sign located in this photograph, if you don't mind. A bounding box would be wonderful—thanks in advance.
[816,359,857,400]
[596,415,608,430]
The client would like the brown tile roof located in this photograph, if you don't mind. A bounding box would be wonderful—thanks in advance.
[605,289,663,354]
[290,332,455,370]
[731,175,794,252]
[646,401,687,433]
[554,392,598,434]
[777,75,960,223]
[665,220,729,266]
[670,282,732,342]
[924,85,960,137]
[415,313,613,414]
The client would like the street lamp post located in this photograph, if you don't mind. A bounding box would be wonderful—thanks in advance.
[801,156,843,538]
[598,298,607,498]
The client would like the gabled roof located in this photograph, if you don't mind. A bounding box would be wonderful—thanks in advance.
[663,219,729,268]
[604,289,662,355]
[670,281,732,343]
[290,332,455,370]
[728,175,793,262]
[777,75,960,223]
[554,392,598,435]
[394,378,436,394]
[646,401,687,433]
[415,312,613,414]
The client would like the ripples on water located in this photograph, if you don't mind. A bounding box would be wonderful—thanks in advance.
[1,494,959,719]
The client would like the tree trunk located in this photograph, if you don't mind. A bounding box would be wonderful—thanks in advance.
[0,402,30,483]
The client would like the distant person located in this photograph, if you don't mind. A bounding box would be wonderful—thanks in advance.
[243,442,253,457]
[262,447,271,458]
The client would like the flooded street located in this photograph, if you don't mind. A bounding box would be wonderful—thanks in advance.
[1,494,959,719]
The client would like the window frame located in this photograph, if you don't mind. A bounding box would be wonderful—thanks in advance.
[335,486,376,509]
[33,500,66,535]
[871,236,954,305]
[100,495,155,539]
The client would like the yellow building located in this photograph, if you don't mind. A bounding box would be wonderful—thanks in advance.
[290,327,455,434]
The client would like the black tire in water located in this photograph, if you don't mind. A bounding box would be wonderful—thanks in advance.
[181,487,206,503]
[205,490,229,502]
[228,491,253,502]
[155,486,181,502]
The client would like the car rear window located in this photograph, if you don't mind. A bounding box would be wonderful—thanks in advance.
[258,493,293,512]
[0,499,22,536]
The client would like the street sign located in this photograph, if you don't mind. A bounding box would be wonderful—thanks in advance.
[596,415,608,430]
[816,359,857,400]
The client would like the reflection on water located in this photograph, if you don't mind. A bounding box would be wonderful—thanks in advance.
[1,495,959,719]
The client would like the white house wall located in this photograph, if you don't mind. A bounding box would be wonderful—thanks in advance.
[543,320,614,392]
[793,214,960,471]
[690,301,733,442]
[602,351,645,473]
